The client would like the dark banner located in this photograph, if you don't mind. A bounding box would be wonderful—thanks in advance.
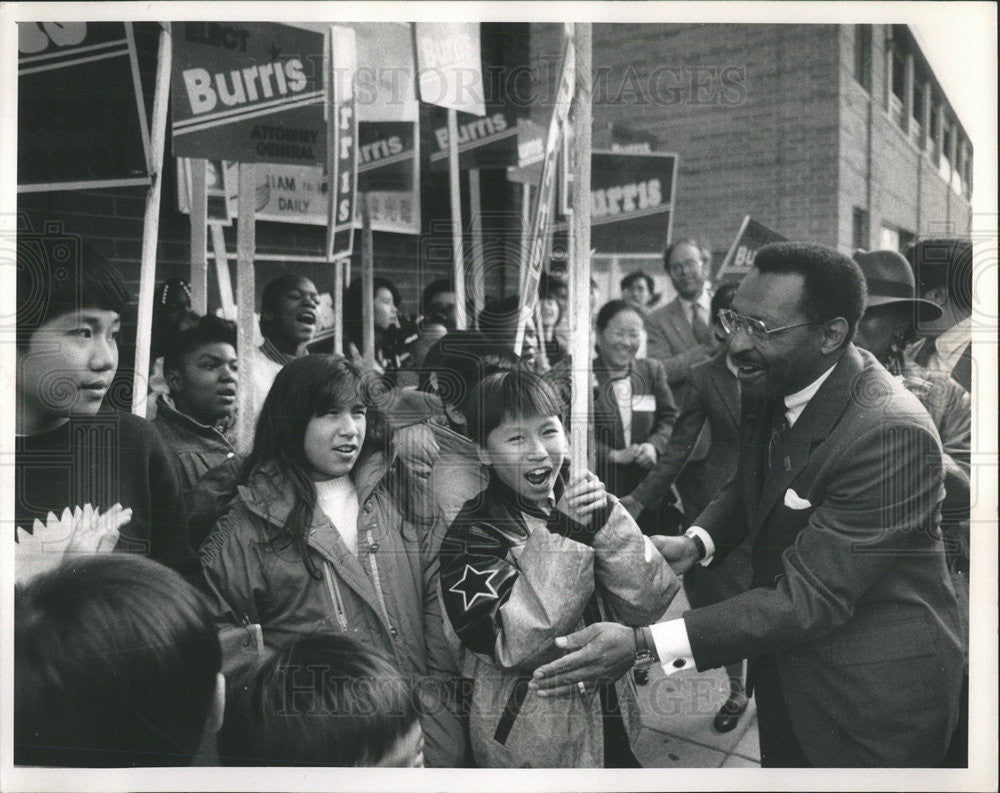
[550,150,679,258]
[716,216,787,282]
[171,22,326,165]
[425,104,520,171]
[18,22,150,191]
[358,122,416,192]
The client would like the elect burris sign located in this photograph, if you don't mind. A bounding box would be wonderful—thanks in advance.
[171,22,326,165]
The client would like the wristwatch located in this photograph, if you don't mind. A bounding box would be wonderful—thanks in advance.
[633,626,657,669]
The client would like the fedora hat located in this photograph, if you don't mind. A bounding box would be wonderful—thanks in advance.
[852,249,943,323]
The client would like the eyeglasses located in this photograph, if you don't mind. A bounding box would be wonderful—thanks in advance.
[717,309,816,343]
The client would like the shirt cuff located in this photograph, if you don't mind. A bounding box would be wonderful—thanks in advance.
[649,618,696,676]
[685,525,715,566]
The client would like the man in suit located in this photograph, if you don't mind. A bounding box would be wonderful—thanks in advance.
[644,238,715,523]
[905,237,973,392]
[529,243,964,767]
[622,282,753,732]
[644,239,715,397]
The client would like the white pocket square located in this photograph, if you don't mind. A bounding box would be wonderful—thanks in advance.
[783,489,812,510]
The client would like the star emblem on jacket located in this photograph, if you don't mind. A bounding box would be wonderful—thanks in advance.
[448,563,500,611]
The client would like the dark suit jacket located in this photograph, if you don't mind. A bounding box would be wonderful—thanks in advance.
[643,296,713,393]
[630,350,739,516]
[592,357,677,497]
[683,345,964,766]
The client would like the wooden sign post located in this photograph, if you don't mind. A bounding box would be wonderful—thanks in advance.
[189,159,209,314]
[131,23,171,418]
[235,163,257,451]
[568,23,592,476]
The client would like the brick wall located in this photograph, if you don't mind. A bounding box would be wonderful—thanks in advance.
[837,24,972,252]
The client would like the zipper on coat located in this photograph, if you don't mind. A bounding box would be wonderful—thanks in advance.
[322,562,350,631]
[363,526,395,637]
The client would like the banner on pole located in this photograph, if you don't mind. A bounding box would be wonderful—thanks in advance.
[413,22,485,116]
[550,150,678,259]
[427,104,520,171]
[328,26,358,261]
[177,158,235,225]
[514,31,575,356]
[716,216,786,282]
[506,118,546,184]
[351,22,418,122]
[18,22,151,192]
[171,22,326,165]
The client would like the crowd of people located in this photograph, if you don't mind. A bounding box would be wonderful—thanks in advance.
[12,228,973,769]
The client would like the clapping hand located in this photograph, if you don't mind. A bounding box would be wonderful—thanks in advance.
[528,623,636,697]
[16,503,131,585]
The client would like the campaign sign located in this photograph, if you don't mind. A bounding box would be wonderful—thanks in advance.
[413,22,485,115]
[328,25,358,261]
[176,158,235,225]
[358,122,416,192]
[426,104,520,171]
[18,22,150,191]
[589,151,677,255]
[716,216,786,282]
[171,22,326,165]
[549,150,678,258]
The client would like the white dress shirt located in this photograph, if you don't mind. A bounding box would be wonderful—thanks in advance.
[925,316,972,376]
[649,361,837,674]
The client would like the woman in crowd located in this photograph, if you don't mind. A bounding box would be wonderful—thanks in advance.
[198,354,465,767]
[342,275,419,384]
[15,554,224,767]
[591,300,678,534]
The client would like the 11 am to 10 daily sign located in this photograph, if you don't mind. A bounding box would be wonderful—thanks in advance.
[171,22,326,165]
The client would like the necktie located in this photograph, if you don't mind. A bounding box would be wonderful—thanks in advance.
[691,302,711,345]
[768,400,790,470]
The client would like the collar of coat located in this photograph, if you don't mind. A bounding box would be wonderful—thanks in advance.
[236,446,392,530]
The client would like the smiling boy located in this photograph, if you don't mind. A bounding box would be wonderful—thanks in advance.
[15,236,198,579]
[438,368,678,767]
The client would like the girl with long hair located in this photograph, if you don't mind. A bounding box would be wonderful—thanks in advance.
[199,354,465,767]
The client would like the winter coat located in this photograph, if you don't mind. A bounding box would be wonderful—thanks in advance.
[199,451,466,767]
[439,473,680,767]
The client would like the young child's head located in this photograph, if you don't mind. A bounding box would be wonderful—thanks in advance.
[259,274,319,352]
[218,633,423,767]
[15,554,224,767]
[163,315,238,426]
[16,236,130,432]
[423,330,517,432]
[251,354,369,482]
[467,368,568,505]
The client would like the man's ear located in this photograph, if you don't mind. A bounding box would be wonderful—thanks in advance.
[820,317,850,354]
[206,672,226,735]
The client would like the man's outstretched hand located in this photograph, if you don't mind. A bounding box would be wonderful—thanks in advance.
[650,533,700,575]
[528,623,635,698]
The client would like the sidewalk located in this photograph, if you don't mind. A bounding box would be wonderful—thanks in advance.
[632,588,760,768]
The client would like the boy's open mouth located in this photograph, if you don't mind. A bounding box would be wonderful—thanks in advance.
[524,466,552,486]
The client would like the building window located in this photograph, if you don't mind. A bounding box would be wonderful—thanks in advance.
[911,76,925,147]
[930,103,941,164]
[880,224,914,254]
[940,119,953,181]
[852,208,869,250]
[854,25,872,90]
[889,48,906,126]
